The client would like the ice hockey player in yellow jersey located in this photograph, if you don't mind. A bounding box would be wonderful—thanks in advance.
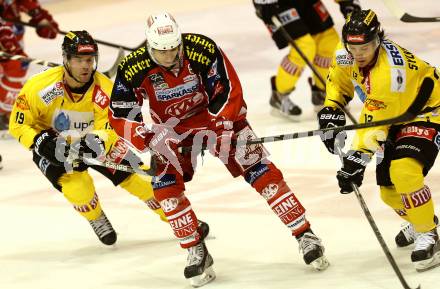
[8,31,174,246]
[317,10,440,271]
[252,0,360,120]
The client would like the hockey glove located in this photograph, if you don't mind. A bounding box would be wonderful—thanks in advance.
[29,8,59,39]
[33,129,68,166]
[253,0,279,24]
[0,25,24,55]
[71,133,106,162]
[337,150,370,194]
[318,106,347,154]
[337,0,361,18]
[207,117,236,161]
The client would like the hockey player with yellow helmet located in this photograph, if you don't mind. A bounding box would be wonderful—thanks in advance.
[317,10,440,271]
[8,30,174,245]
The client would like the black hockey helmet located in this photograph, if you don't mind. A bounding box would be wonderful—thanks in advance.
[342,9,382,45]
[62,30,98,58]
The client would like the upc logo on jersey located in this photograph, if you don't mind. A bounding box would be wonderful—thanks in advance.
[54,112,71,132]
[39,81,64,105]
[93,86,110,109]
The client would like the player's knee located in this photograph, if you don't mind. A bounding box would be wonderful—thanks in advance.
[389,158,424,193]
[119,173,154,201]
[60,171,95,204]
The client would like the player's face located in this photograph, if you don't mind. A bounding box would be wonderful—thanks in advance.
[68,55,96,83]
[347,41,378,68]
[151,46,180,68]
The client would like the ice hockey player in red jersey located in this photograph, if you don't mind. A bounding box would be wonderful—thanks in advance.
[0,0,59,129]
[109,12,329,287]
[252,0,360,120]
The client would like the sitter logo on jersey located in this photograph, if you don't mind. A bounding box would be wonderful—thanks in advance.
[93,86,110,109]
[155,79,199,101]
[52,109,94,134]
[39,81,64,105]
[365,98,387,111]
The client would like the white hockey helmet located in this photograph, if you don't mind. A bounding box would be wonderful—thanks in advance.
[146,12,182,51]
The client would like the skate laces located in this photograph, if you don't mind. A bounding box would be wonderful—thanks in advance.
[187,242,205,266]
[414,231,437,251]
[280,97,296,113]
[90,213,113,237]
[400,222,416,242]
[298,232,323,254]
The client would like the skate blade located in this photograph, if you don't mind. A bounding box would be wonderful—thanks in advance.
[270,108,301,122]
[311,256,330,271]
[415,251,440,272]
[189,266,216,288]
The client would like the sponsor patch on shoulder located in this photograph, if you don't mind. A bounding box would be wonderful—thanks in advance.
[38,81,64,105]
[93,86,110,109]
[335,49,353,66]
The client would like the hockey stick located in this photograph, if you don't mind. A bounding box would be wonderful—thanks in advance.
[334,143,420,289]
[271,16,358,124]
[241,110,414,145]
[0,51,121,78]
[4,18,138,51]
[79,156,156,176]
[382,0,440,22]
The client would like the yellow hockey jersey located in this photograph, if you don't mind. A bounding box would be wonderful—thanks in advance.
[325,39,440,153]
[9,66,117,152]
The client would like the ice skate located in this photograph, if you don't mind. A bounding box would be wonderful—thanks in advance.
[269,76,302,121]
[89,211,117,245]
[297,231,329,271]
[411,229,440,272]
[395,215,438,247]
[184,241,216,287]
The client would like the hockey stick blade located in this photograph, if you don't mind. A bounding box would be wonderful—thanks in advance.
[242,111,415,146]
[401,13,440,23]
[103,47,125,78]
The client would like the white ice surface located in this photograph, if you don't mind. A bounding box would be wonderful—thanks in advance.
[1,1,440,288]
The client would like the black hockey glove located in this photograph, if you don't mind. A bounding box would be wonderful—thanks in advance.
[253,0,279,24]
[337,150,371,194]
[33,129,69,166]
[337,0,361,19]
[318,106,347,154]
[71,133,106,162]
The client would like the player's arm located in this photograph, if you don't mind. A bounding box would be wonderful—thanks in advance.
[8,85,40,149]
[18,0,59,39]
[324,49,355,110]
[108,68,146,151]
[205,46,244,121]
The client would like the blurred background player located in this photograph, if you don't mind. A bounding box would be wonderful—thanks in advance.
[109,12,329,287]
[8,30,173,246]
[252,0,360,120]
[318,9,440,271]
[0,0,59,129]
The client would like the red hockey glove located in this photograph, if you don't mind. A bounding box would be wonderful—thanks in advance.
[207,117,236,160]
[29,8,59,39]
[0,25,24,54]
